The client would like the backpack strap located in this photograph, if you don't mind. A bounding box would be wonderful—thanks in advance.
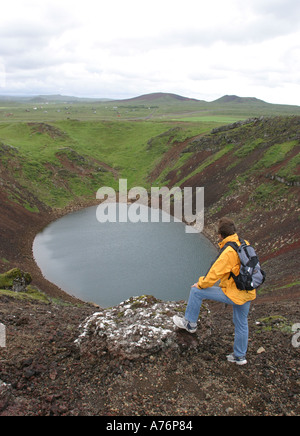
[203,239,239,278]
[224,241,239,252]
[238,237,252,261]
[229,237,254,266]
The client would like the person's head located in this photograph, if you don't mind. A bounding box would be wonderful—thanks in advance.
[218,217,237,240]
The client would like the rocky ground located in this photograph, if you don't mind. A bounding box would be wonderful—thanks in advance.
[0,292,299,416]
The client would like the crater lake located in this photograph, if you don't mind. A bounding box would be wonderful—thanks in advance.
[33,204,217,307]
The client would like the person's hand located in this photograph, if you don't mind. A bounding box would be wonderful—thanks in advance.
[192,283,199,288]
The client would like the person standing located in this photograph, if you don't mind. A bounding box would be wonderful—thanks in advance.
[173,217,257,365]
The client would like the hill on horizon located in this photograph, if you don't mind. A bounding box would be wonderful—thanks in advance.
[1,91,299,108]
[212,95,268,104]
[113,92,201,104]
[115,92,275,106]
[0,92,299,122]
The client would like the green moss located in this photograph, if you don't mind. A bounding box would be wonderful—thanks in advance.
[253,141,298,169]
[256,315,293,333]
[277,152,300,184]
[234,138,264,158]
[0,268,32,288]
[0,286,51,304]
[249,182,289,208]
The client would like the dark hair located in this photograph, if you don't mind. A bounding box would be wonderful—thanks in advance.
[218,217,237,239]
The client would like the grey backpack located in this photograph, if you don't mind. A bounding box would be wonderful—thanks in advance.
[224,237,266,291]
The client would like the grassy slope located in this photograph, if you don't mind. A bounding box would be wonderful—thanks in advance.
[0,118,219,209]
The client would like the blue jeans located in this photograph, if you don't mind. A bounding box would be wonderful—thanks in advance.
[185,286,251,358]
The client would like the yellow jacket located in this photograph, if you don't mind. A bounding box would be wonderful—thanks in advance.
[197,233,256,305]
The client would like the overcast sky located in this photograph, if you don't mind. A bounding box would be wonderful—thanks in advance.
[0,0,299,104]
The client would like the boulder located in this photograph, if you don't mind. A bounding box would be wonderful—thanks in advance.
[0,268,32,292]
[75,295,212,361]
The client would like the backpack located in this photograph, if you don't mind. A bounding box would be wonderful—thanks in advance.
[223,237,266,291]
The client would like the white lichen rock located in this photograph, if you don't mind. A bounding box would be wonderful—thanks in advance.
[75,295,212,360]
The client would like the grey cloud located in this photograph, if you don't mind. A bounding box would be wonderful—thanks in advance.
[160,0,300,48]
[0,22,79,74]
[248,0,300,22]
[0,34,50,59]
[0,3,80,60]
[4,51,64,72]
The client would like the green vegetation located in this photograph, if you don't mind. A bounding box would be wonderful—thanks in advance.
[255,315,293,334]
[277,153,300,184]
[253,141,298,169]
[234,138,265,158]
[250,182,290,208]
[0,287,51,304]
[0,268,48,303]
[0,117,220,208]
[0,268,75,304]
[0,268,31,288]
[0,94,299,213]
[177,143,236,185]
[1,92,300,124]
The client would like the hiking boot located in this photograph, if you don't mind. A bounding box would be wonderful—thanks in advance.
[173,315,197,333]
[226,353,247,366]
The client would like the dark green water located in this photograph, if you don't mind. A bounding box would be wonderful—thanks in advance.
[33,204,216,307]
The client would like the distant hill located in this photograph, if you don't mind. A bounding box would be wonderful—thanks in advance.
[0,92,299,121]
[0,91,299,109]
[114,92,200,103]
[212,95,268,105]
[110,92,300,119]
